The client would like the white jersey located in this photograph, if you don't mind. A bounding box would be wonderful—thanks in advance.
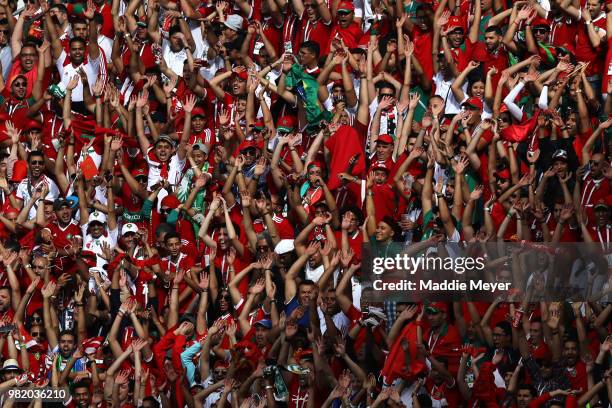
[56,49,102,102]
[81,224,119,268]
[15,176,60,220]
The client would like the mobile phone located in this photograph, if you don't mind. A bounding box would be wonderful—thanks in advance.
[0,324,16,333]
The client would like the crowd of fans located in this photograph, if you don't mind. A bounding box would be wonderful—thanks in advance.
[0,0,608,406]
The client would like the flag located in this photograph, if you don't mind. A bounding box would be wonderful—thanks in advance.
[501,110,541,143]
[324,125,366,191]
[80,155,99,180]
[381,321,427,384]
[284,64,332,126]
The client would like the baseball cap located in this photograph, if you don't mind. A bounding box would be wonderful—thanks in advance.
[376,134,393,145]
[161,194,181,210]
[88,211,107,225]
[193,142,210,155]
[274,239,295,255]
[337,1,355,12]
[532,17,550,29]
[371,161,389,173]
[179,314,196,326]
[277,116,296,133]
[121,223,139,236]
[224,15,243,31]
[131,167,148,179]
[24,120,42,131]
[447,16,465,32]
[426,302,448,314]
[53,198,72,212]
[462,96,484,111]
[154,134,176,147]
[494,168,511,180]
[191,107,206,118]
[254,319,272,329]
[232,70,248,81]
[594,198,610,210]
[253,120,265,131]
[239,139,258,152]
[552,149,568,162]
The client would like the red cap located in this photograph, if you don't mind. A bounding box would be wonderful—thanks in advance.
[161,195,181,210]
[532,17,550,28]
[337,0,355,11]
[232,70,248,81]
[277,116,297,133]
[376,134,394,145]
[447,15,465,32]
[253,120,265,129]
[500,103,509,113]
[131,167,147,178]
[239,139,258,152]
[371,161,389,173]
[191,107,206,118]
[4,207,19,216]
[494,168,511,180]
[427,302,449,314]
[594,197,611,210]
[24,120,42,131]
[11,160,27,182]
[462,96,484,111]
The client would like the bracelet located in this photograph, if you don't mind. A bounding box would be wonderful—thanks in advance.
[265,385,273,389]
[435,192,444,198]
[585,21,592,25]
[484,207,492,213]
[202,288,208,292]
[172,286,179,290]
[367,191,373,197]
[75,303,83,307]
[270,299,277,303]
[360,75,366,79]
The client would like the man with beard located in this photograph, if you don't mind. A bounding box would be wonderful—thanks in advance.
[294,0,332,55]
[477,25,508,89]
[65,380,93,408]
[15,151,60,220]
[41,198,82,271]
[45,329,87,379]
[578,153,610,220]
[328,1,363,49]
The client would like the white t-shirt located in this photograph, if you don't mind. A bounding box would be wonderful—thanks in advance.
[81,224,119,268]
[433,72,466,116]
[15,176,60,220]
[56,49,102,102]
[162,40,187,77]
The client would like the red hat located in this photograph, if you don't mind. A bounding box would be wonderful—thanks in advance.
[462,96,484,111]
[10,160,27,182]
[371,161,389,173]
[214,360,230,369]
[376,134,394,145]
[446,16,465,32]
[337,1,355,12]
[277,116,297,133]
[594,197,611,210]
[238,139,258,152]
[24,120,42,131]
[532,17,550,28]
[232,70,248,81]
[191,107,206,118]
[4,207,19,216]
[253,120,265,130]
[131,167,148,178]
[160,194,181,210]
[500,103,509,113]
[494,168,511,180]
[426,302,449,314]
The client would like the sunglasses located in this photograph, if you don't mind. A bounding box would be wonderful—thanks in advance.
[219,294,231,301]
[379,93,395,98]
[0,30,9,35]
[13,82,27,87]
[30,160,44,165]
[32,316,42,322]
[160,208,172,215]
[256,245,270,252]
[337,10,352,15]
[241,148,257,156]
[533,28,548,34]
[31,332,44,337]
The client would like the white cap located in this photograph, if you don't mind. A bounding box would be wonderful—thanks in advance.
[121,223,139,236]
[88,211,107,224]
[274,239,295,255]
[224,15,243,31]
